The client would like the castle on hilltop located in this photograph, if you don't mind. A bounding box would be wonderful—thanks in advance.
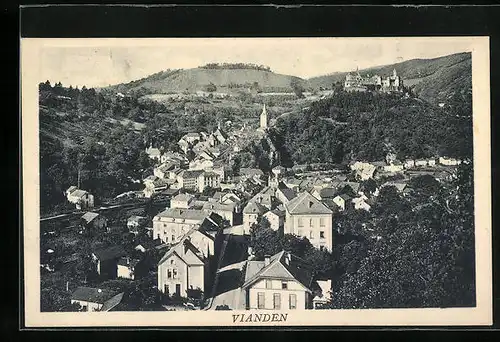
[344,68,404,93]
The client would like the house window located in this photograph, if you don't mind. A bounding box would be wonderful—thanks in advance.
[320,218,325,227]
[172,235,175,242]
[297,229,303,237]
[320,231,325,239]
[281,281,288,290]
[309,231,314,239]
[170,260,174,264]
[273,293,281,310]
[257,292,265,309]
[167,270,172,279]
[309,218,313,227]
[157,234,160,239]
[320,246,325,252]
[298,218,303,227]
[164,284,169,294]
[289,294,297,309]
[173,269,178,279]
[265,280,272,289]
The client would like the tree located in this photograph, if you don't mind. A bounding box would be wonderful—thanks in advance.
[205,82,217,92]
[328,162,475,309]
[290,78,305,98]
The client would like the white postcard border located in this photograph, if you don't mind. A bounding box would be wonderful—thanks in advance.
[21,37,492,327]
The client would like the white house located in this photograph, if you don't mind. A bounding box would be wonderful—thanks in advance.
[332,194,352,212]
[65,186,94,209]
[154,162,177,179]
[352,196,371,211]
[284,192,333,252]
[312,280,332,309]
[152,208,209,244]
[243,201,268,234]
[241,251,315,310]
[117,257,141,280]
[383,162,404,172]
[415,159,428,167]
[170,193,195,209]
[127,215,146,233]
[157,237,210,297]
[202,201,237,225]
[198,171,221,193]
[145,146,162,162]
[439,156,462,166]
[349,161,377,180]
[263,209,285,232]
[404,159,415,169]
[71,287,124,312]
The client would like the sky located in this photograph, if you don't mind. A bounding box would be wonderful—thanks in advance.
[36,37,478,88]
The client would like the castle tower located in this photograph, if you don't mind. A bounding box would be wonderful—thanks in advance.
[260,104,268,129]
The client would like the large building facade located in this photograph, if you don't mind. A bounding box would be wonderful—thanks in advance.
[284,192,334,252]
[152,208,208,244]
[344,68,403,93]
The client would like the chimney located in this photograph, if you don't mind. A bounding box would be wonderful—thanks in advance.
[247,246,254,259]
[284,251,291,265]
[264,255,270,266]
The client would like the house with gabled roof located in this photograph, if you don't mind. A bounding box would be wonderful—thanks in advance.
[81,212,107,233]
[284,192,333,252]
[65,186,94,209]
[311,187,336,201]
[157,236,211,298]
[202,201,237,225]
[145,146,162,162]
[71,287,124,312]
[241,251,316,310]
[276,181,296,205]
[91,245,127,279]
[243,201,269,234]
[332,193,353,211]
[152,207,208,244]
[135,238,164,253]
[171,193,195,209]
[263,209,285,232]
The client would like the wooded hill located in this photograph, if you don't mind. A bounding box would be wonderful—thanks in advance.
[267,90,472,167]
[103,52,471,106]
[307,52,472,105]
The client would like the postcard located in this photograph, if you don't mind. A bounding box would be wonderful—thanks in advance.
[21,37,492,327]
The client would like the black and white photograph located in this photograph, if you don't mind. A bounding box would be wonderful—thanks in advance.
[21,37,492,327]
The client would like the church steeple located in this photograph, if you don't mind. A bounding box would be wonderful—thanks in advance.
[260,104,268,129]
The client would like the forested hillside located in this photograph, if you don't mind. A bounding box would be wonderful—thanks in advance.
[268,91,472,166]
[307,52,472,105]
[39,82,183,214]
